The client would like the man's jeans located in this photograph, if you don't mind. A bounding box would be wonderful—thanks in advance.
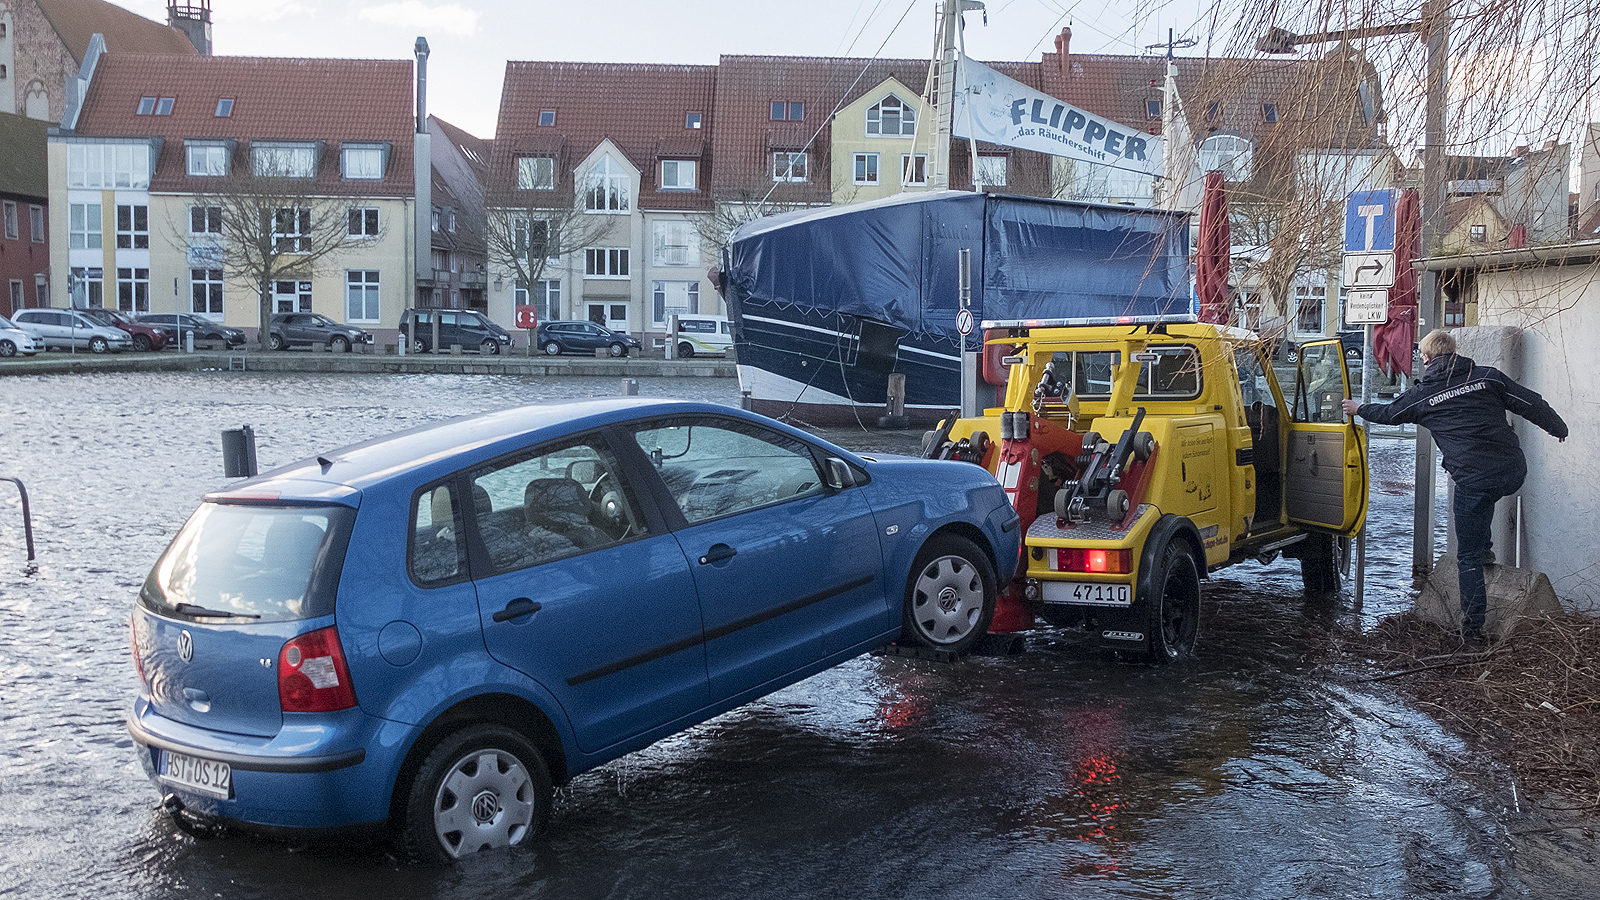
[1454,469,1526,632]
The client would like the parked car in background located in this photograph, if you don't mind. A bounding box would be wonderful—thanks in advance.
[267,313,373,352]
[536,320,641,358]
[399,308,513,355]
[10,308,133,353]
[128,399,1017,862]
[137,313,248,349]
[1283,330,1364,364]
[669,314,732,358]
[0,315,42,357]
[76,308,170,352]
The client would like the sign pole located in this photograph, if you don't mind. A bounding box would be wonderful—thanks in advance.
[958,249,977,417]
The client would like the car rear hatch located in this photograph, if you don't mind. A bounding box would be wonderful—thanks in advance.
[134,497,356,738]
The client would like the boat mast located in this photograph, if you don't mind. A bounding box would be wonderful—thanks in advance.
[931,0,960,189]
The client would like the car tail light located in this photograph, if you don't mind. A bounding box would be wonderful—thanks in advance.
[1056,548,1133,574]
[278,626,357,713]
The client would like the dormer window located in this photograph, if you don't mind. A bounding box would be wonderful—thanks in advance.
[538,110,556,126]
[136,97,156,115]
[866,95,916,136]
[185,140,231,176]
[1198,133,1254,182]
[252,141,319,178]
[517,156,555,190]
[340,143,389,180]
[584,155,630,212]
[215,98,234,117]
[660,159,697,191]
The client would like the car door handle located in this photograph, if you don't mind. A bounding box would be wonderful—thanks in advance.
[492,597,543,622]
[699,544,737,565]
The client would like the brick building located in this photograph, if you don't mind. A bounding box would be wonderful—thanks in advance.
[0,109,47,315]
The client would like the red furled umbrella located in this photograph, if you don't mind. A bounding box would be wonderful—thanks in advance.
[1196,171,1230,325]
[1374,188,1420,376]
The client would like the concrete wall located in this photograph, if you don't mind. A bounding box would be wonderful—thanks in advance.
[1469,269,1600,612]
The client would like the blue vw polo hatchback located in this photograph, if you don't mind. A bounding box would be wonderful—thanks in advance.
[129,400,1018,862]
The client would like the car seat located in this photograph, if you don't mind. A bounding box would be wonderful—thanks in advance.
[524,478,611,550]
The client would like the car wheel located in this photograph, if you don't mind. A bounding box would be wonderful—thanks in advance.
[1345,346,1362,361]
[330,335,352,353]
[132,334,152,352]
[1285,347,1300,365]
[608,342,627,358]
[89,336,110,354]
[902,534,996,655]
[413,338,430,354]
[676,341,694,359]
[401,724,551,865]
[543,341,562,356]
[481,339,500,356]
[1144,541,1200,663]
[268,333,286,351]
[1299,532,1342,594]
[0,340,14,358]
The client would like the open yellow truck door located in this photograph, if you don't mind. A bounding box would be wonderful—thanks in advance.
[1284,339,1368,535]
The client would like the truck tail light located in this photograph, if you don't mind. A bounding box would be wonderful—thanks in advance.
[278,626,357,713]
[1056,548,1132,574]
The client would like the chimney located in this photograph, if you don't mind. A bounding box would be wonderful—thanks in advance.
[1054,28,1071,82]
[414,37,430,134]
[167,0,212,56]
[413,37,433,304]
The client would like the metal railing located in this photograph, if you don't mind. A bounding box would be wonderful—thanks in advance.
[1,477,37,571]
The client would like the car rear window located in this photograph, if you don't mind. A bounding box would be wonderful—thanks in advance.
[140,502,355,623]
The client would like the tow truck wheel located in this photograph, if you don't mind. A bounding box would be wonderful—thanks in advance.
[1300,532,1342,594]
[1145,542,1200,663]
[903,534,997,655]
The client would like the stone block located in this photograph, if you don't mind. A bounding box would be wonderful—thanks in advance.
[1415,552,1565,639]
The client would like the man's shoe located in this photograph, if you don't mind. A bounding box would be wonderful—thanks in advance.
[1462,627,1488,648]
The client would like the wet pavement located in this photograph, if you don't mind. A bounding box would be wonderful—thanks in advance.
[0,371,1590,898]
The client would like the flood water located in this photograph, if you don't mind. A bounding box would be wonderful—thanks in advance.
[0,371,1589,898]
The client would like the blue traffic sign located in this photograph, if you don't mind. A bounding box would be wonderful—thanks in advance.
[1344,190,1397,254]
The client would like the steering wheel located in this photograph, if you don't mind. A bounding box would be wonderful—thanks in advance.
[588,471,630,535]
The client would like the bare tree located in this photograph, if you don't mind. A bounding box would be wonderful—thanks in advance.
[701,182,840,253]
[480,199,612,304]
[188,172,378,349]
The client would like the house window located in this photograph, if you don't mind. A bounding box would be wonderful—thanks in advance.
[772,151,808,183]
[448,212,456,233]
[768,101,804,120]
[538,110,556,126]
[901,153,928,186]
[853,152,879,185]
[274,279,312,313]
[69,203,102,249]
[115,205,149,249]
[975,155,1008,187]
[518,156,555,190]
[190,205,222,234]
[186,142,229,176]
[117,267,150,312]
[348,207,380,237]
[191,268,224,314]
[29,206,43,242]
[271,207,312,253]
[686,112,702,129]
[1146,99,1162,119]
[66,143,152,189]
[1197,134,1254,182]
[252,143,317,178]
[430,210,440,232]
[660,159,697,191]
[69,267,103,307]
[346,270,380,321]
[2,201,15,239]
[137,97,156,115]
[514,217,557,262]
[652,280,700,326]
[1295,282,1325,334]
[1262,103,1279,123]
[34,275,47,307]
[866,95,916,136]
[584,156,630,212]
[515,279,562,322]
[155,98,174,115]
[8,281,19,311]
[1206,101,1222,122]
[584,247,629,278]
[341,145,386,180]
[1470,224,1487,243]
[215,98,233,117]
[651,220,699,267]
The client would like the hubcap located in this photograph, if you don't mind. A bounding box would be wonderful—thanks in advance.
[911,555,983,645]
[433,749,534,858]
[471,790,500,824]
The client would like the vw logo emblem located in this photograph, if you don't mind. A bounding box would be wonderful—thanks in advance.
[177,630,194,663]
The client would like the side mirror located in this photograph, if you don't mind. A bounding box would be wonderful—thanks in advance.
[824,457,854,490]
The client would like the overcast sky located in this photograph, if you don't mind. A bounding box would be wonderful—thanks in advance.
[113,0,1210,138]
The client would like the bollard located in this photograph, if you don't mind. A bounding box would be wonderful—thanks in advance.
[450,344,463,356]
[741,390,752,411]
[877,373,912,429]
[221,425,259,478]
[621,378,639,396]
[185,331,194,353]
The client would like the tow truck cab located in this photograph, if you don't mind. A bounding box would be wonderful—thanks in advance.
[934,315,1368,662]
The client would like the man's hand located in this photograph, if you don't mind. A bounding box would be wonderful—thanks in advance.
[1341,398,1361,417]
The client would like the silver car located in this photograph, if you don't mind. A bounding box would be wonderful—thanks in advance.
[0,314,43,357]
[11,308,134,353]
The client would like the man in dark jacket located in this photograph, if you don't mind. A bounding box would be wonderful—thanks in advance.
[1343,330,1567,644]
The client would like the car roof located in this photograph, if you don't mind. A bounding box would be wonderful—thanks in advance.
[209,399,836,502]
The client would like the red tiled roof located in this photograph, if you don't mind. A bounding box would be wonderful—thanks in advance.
[490,61,716,211]
[73,53,416,196]
[431,114,490,179]
[35,0,198,62]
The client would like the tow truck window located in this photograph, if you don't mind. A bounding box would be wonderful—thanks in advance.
[1233,347,1271,406]
[1052,345,1201,399]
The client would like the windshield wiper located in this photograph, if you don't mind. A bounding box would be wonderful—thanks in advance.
[174,602,261,620]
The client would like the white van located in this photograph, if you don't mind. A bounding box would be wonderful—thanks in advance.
[668,314,732,358]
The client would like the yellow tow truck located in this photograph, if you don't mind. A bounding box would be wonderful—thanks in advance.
[925,315,1369,662]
